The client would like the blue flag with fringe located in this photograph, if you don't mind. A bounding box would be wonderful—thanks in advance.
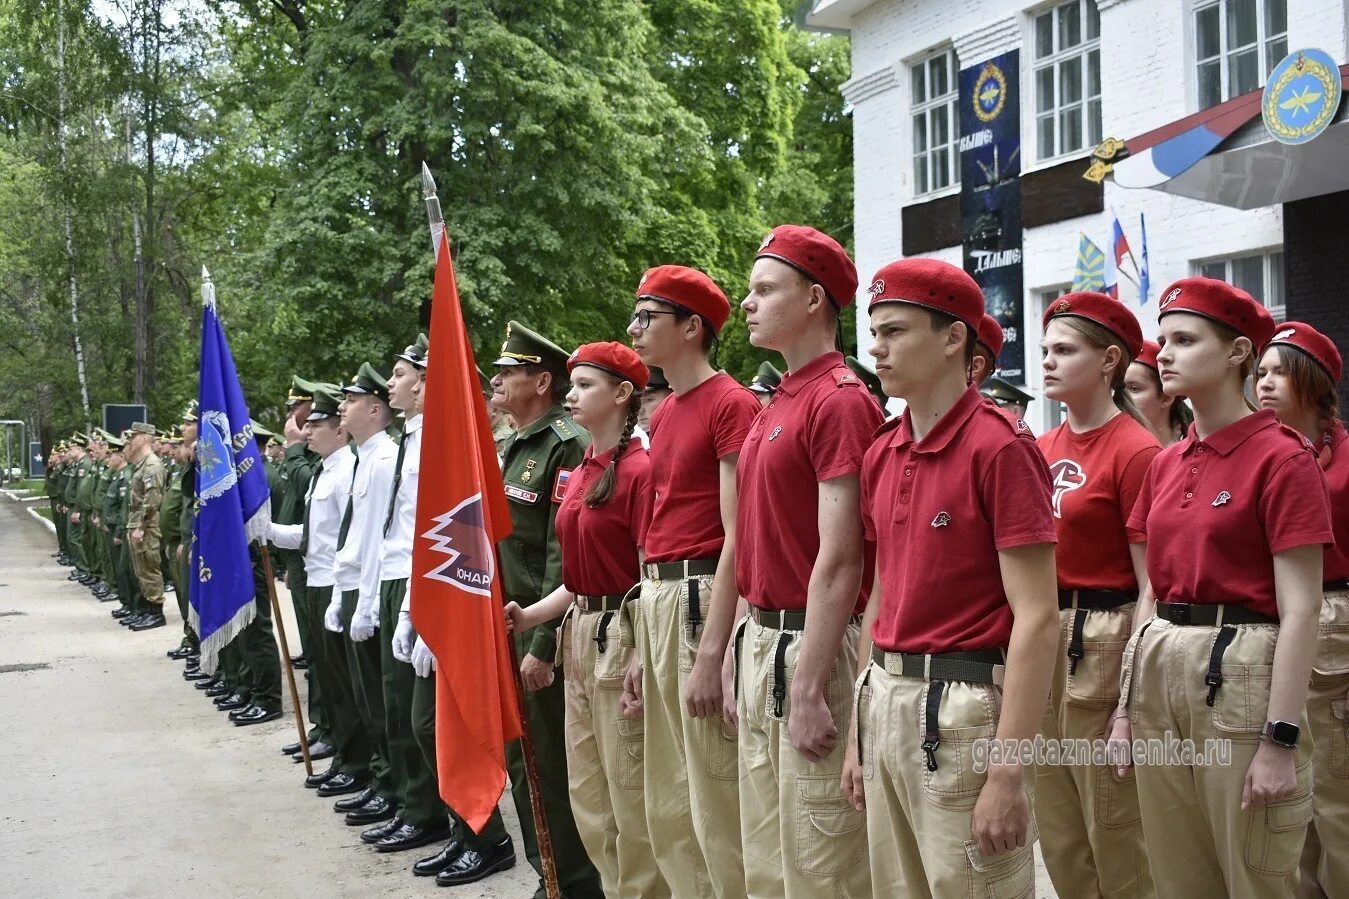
[189,268,271,673]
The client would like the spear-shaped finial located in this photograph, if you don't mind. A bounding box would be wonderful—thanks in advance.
[422,162,445,259]
[201,265,216,309]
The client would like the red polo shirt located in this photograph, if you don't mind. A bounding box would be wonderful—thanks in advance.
[555,437,652,596]
[1037,413,1160,592]
[862,385,1057,654]
[1325,423,1349,583]
[1127,410,1333,618]
[645,372,760,563]
[735,351,883,612]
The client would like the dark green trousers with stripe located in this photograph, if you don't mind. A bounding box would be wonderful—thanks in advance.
[310,584,370,778]
[342,588,393,798]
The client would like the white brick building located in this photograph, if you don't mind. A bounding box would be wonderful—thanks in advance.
[808,0,1349,433]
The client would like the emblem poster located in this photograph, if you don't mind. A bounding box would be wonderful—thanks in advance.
[959,51,1025,384]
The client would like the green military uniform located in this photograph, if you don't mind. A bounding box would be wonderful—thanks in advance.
[160,451,188,644]
[107,455,144,614]
[47,455,68,557]
[62,451,88,574]
[177,460,198,650]
[277,402,326,743]
[75,453,101,580]
[127,425,167,611]
[92,458,117,593]
[493,322,600,898]
[747,360,783,397]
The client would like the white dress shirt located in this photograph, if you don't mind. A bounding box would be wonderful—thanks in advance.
[380,414,421,581]
[334,430,398,616]
[269,447,354,589]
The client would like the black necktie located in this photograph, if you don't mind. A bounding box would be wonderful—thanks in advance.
[298,465,322,555]
[383,431,409,537]
[337,449,360,549]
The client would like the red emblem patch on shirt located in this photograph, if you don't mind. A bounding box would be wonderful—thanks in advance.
[553,468,573,504]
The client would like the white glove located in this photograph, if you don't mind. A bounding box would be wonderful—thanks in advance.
[349,609,378,642]
[411,636,437,678]
[392,612,416,663]
[323,598,343,633]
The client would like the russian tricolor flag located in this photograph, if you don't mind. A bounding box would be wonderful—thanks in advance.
[1104,212,1132,300]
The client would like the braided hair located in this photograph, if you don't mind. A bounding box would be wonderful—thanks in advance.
[1272,344,1341,469]
[585,393,641,508]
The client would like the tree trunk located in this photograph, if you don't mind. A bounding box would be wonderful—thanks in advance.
[58,0,93,432]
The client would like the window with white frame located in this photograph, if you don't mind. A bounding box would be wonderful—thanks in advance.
[911,49,959,196]
[1195,0,1288,109]
[1033,0,1101,161]
[1196,250,1285,320]
[1038,287,1071,432]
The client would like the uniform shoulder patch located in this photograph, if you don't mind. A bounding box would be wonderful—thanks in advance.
[549,417,583,443]
[552,468,573,504]
[830,367,862,388]
[873,416,905,440]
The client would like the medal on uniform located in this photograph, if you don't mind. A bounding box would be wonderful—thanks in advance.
[523,459,536,483]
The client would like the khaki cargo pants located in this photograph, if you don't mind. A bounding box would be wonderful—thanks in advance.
[1036,603,1153,898]
[559,598,666,898]
[1126,617,1312,899]
[1297,589,1349,898]
[736,613,869,897]
[637,569,744,899]
[129,530,165,606]
[857,657,1038,898]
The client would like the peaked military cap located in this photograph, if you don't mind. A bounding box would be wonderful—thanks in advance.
[981,376,1034,408]
[106,433,126,450]
[748,361,783,395]
[287,376,318,408]
[70,433,87,447]
[251,419,276,443]
[645,367,670,393]
[306,384,344,422]
[846,356,888,410]
[129,421,156,436]
[341,362,391,401]
[182,399,200,423]
[93,427,115,443]
[494,321,570,374]
[395,332,429,368]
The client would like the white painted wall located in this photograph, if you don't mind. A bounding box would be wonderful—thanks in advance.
[832,0,1348,432]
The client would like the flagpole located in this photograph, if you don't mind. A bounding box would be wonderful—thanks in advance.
[422,163,559,899]
[260,543,313,775]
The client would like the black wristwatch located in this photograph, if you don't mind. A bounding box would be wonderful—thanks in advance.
[1261,720,1300,749]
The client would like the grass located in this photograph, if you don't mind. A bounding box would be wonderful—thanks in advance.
[34,506,52,521]
[6,478,46,493]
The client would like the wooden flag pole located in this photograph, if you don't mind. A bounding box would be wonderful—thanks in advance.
[259,543,313,776]
[506,635,561,899]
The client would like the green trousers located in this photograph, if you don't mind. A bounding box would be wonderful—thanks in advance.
[342,588,394,800]
[242,550,283,711]
[53,500,67,553]
[113,535,142,612]
[412,667,508,847]
[81,516,98,579]
[283,553,327,743]
[177,548,199,649]
[310,584,370,778]
[220,639,249,696]
[380,579,448,828]
[99,527,116,590]
[66,514,87,572]
[507,628,604,899]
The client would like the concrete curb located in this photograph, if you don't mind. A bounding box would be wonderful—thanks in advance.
[27,506,56,534]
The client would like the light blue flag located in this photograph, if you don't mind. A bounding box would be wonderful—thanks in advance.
[189,268,271,673]
[1072,234,1106,292]
[1139,213,1151,304]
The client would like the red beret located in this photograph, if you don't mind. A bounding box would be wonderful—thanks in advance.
[1266,321,1343,382]
[977,314,1004,358]
[568,341,650,390]
[1158,276,1275,349]
[866,258,983,332]
[1135,340,1161,370]
[756,225,858,308]
[636,265,731,333]
[1043,291,1144,360]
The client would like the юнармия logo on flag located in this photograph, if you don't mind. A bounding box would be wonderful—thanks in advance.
[421,493,495,596]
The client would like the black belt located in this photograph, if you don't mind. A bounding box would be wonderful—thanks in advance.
[642,558,718,580]
[1057,588,1137,610]
[870,646,1004,686]
[1155,601,1277,627]
[1059,589,1137,675]
[1326,579,1349,591]
[574,593,627,613]
[748,605,864,631]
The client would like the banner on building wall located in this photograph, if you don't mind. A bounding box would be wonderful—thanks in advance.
[959,50,1025,384]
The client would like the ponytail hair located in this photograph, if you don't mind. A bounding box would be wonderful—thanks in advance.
[585,392,641,508]
[1055,316,1151,431]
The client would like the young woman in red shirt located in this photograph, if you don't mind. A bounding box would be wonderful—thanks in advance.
[1255,322,1349,898]
[505,342,665,898]
[1036,292,1159,899]
[1125,340,1193,448]
[1108,278,1331,899]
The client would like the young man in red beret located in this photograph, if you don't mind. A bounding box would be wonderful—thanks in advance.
[973,313,1004,386]
[839,258,1059,896]
[623,264,758,897]
[734,225,881,896]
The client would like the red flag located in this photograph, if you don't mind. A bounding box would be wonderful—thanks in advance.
[411,230,522,833]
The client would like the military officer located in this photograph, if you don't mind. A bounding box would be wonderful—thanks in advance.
[747,359,782,407]
[490,321,601,898]
[76,435,107,595]
[63,437,91,583]
[982,376,1035,422]
[125,421,168,631]
[47,445,70,563]
[160,430,190,656]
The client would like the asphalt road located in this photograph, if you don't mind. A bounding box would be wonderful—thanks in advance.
[0,495,535,898]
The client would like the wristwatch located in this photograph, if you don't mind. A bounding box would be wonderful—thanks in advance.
[1261,720,1300,749]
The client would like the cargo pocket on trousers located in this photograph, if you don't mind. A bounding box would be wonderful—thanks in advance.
[1065,638,1128,708]
[921,687,998,812]
[616,713,644,790]
[1244,775,1313,877]
[1330,697,1349,779]
[1313,603,1349,677]
[1209,664,1273,738]
[593,614,629,688]
[1093,762,1142,828]
[792,774,866,878]
[703,716,739,782]
[964,834,1036,899]
[677,578,711,674]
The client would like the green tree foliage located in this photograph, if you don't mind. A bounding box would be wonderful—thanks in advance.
[0,0,852,449]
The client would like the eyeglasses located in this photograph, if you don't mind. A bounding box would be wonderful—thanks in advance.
[629,309,679,330]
